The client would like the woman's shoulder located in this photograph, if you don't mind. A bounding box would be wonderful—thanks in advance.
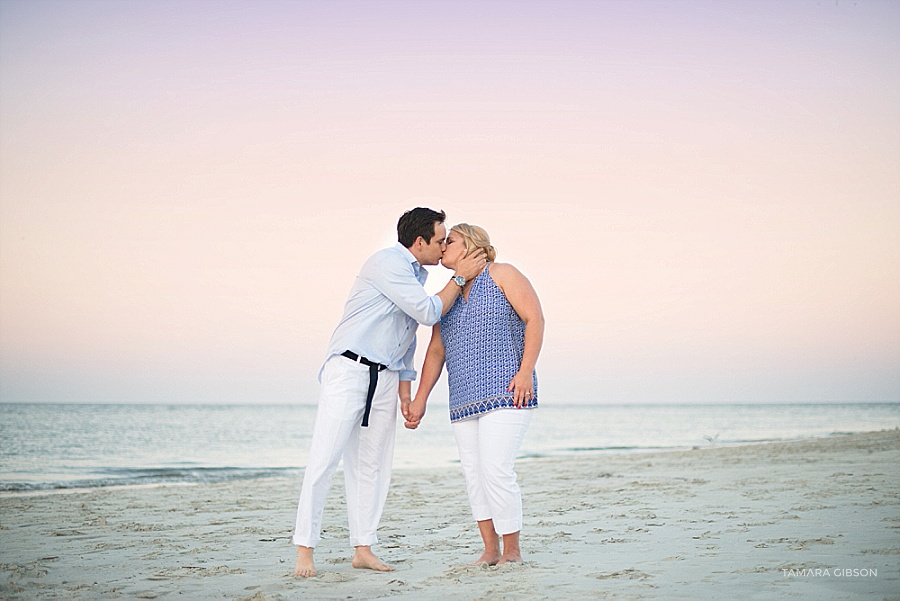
[487,262,529,293]
[488,262,523,282]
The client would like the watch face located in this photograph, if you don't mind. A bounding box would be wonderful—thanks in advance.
[453,275,465,286]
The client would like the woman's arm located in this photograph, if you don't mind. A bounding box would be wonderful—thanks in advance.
[491,263,545,407]
[404,323,446,429]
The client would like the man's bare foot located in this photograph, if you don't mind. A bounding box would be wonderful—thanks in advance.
[497,551,522,565]
[294,546,316,578]
[469,550,501,566]
[351,546,394,572]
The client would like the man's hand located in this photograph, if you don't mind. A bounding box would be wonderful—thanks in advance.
[454,249,487,283]
[399,381,412,422]
[400,398,413,422]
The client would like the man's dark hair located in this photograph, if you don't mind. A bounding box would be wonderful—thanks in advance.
[397,208,446,248]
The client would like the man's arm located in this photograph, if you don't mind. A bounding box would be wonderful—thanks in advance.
[367,255,444,325]
[368,249,488,324]
[398,380,411,403]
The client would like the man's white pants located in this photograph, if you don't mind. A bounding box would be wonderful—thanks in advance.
[451,408,533,535]
[292,355,400,548]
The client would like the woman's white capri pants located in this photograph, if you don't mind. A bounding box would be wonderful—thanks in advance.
[451,408,533,535]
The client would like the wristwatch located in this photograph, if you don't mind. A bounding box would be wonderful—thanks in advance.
[452,275,466,287]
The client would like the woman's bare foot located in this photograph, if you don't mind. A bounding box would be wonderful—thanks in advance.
[473,520,501,565]
[497,550,522,565]
[351,546,394,572]
[470,550,501,566]
[497,531,522,564]
[294,546,316,578]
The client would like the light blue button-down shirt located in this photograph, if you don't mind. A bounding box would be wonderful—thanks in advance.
[322,243,444,382]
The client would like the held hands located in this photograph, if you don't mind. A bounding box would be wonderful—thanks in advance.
[454,249,488,283]
[507,370,534,408]
[402,397,427,429]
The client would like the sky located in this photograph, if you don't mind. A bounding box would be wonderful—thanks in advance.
[0,0,898,405]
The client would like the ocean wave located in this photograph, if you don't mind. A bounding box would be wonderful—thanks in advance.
[0,466,300,492]
[516,445,677,459]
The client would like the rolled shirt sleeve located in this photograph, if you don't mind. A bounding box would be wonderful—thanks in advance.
[399,336,417,382]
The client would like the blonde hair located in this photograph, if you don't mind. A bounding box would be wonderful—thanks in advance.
[451,223,497,262]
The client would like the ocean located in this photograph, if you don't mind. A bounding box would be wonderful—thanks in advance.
[1,402,898,493]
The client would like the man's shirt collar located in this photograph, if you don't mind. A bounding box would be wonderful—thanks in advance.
[394,242,427,276]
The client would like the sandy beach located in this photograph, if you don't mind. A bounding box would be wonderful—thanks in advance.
[1,429,898,600]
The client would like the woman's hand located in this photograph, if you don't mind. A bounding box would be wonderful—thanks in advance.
[507,370,534,408]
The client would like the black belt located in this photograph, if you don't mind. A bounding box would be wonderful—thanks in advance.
[341,351,387,427]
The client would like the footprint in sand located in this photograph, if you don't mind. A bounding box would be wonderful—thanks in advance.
[590,568,652,580]
[316,571,356,583]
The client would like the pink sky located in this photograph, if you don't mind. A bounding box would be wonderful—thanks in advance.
[1,0,898,404]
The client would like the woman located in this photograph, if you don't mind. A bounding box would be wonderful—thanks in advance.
[403,223,544,565]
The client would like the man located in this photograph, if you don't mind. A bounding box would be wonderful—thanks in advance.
[293,207,487,578]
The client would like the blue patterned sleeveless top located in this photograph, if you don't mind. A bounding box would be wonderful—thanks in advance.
[441,265,538,423]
